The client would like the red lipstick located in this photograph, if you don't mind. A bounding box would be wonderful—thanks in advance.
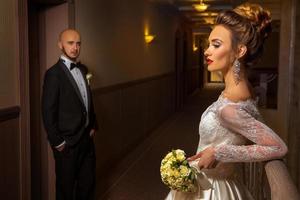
[206,58,213,65]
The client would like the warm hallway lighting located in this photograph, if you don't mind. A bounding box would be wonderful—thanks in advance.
[193,44,198,52]
[145,34,155,43]
[144,22,155,44]
[204,17,215,24]
[193,0,209,12]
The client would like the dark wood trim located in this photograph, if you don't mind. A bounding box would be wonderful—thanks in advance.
[93,72,175,94]
[18,0,31,199]
[0,106,20,122]
[28,2,44,200]
[37,7,51,200]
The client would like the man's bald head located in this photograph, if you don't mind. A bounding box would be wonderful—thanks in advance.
[59,29,80,42]
[58,29,81,61]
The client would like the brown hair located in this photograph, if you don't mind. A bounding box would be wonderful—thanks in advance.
[215,3,272,67]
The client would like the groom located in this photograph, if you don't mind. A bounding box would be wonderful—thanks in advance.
[42,29,97,200]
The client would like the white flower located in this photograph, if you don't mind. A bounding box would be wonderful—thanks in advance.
[86,73,93,85]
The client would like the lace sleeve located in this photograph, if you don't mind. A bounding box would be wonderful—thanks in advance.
[214,104,288,162]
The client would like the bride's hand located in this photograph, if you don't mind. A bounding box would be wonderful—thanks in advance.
[187,146,216,169]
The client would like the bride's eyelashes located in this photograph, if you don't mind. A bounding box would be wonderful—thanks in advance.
[209,42,221,49]
[212,43,221,48]
[205,42,222,51]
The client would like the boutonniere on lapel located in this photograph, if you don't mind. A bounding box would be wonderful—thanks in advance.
[86,73,93,85]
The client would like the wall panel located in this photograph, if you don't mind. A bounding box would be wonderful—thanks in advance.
[0,117,20,199]
[93,74,175,196]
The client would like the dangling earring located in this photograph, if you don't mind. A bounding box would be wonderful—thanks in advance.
[233,59,241,85]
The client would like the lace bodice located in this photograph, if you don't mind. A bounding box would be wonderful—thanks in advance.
[198,95,287,163]
[165,94,286,200]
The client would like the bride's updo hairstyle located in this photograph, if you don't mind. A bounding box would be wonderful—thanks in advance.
[215,3,272,67]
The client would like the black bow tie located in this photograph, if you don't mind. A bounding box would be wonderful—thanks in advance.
[70,62,80,70]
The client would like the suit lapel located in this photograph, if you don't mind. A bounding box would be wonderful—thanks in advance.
[78,66,92,114]
[58,60,86,109]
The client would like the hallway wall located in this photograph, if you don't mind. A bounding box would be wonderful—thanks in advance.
[0,0,19,108]
[0,0,29,199]
[75,0,179,87]
[73,0,182,196]
[0,0,20,199]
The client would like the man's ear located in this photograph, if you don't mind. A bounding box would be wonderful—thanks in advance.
[237,44,247,59]
[58,41,62,50]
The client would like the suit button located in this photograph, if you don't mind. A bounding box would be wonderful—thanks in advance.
[83,111,87,115]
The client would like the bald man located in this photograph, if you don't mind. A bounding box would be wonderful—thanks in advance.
[42,29,97,200]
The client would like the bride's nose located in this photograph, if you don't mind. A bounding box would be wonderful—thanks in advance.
[204,48,210,57]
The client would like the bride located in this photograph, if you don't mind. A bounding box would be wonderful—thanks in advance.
[166,3,287,200]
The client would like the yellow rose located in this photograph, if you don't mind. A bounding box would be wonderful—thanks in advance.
[179,166,190,176]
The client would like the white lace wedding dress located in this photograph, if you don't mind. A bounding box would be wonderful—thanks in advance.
[166,94,287,200]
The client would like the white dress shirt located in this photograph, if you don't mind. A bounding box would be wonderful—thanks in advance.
[55,55,89,148]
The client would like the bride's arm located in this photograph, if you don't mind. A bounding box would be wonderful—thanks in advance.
[214,104,288,162]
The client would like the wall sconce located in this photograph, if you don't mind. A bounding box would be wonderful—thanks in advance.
[145,34,155,43]
[193,34,198,52]
[193,44,198,52]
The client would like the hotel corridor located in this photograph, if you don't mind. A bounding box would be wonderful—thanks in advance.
[2,0,300,199]
[99,85,222,200]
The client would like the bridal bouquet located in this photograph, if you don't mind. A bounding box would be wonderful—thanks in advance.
[160,149,197,192]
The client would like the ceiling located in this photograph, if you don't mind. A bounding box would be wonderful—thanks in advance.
[172,0,241,25]
[150,0,281,27]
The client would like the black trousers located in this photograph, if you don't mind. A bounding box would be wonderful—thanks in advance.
[53,132,96,200]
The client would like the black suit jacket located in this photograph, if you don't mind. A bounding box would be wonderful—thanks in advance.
[42,59,97,147]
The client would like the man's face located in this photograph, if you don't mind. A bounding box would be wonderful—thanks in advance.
[58,30,81,61]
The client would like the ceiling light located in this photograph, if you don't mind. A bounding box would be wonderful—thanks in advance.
[193,0,209,12]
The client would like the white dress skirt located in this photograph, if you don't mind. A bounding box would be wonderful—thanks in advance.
[165,163,254,200]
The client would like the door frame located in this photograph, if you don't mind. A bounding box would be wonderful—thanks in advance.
[27,0,74,199]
